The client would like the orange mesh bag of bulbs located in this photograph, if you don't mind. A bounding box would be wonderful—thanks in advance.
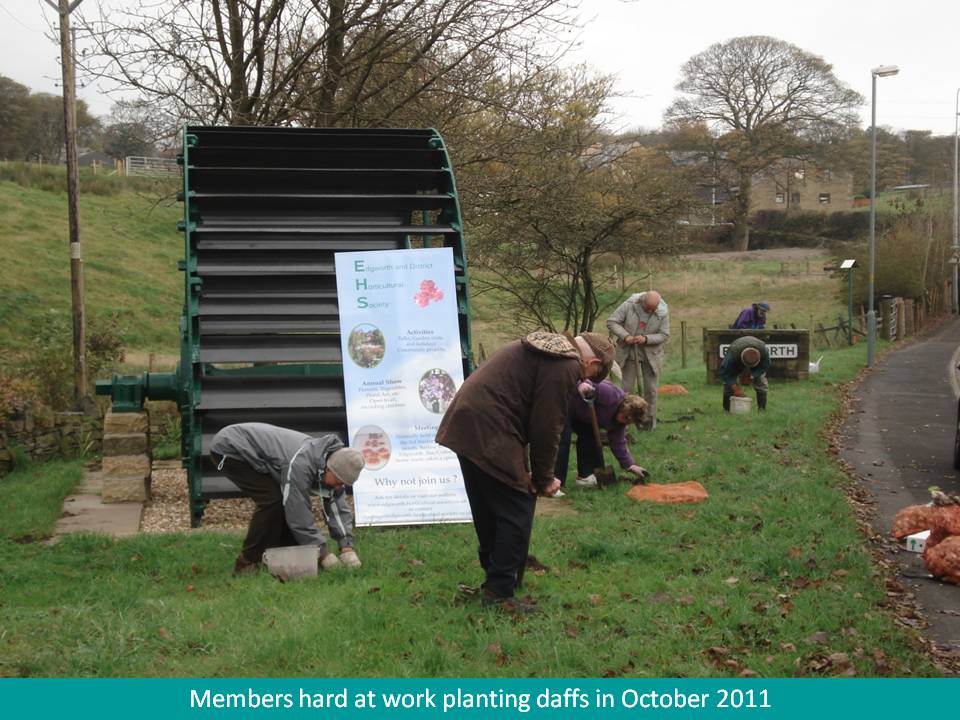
[626,481,708,504]
[892,504,940,538]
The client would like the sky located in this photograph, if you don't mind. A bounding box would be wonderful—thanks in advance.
[1,0,958,136]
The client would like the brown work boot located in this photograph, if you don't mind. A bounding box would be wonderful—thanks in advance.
[480,588,541,615]
[233,553,260,575]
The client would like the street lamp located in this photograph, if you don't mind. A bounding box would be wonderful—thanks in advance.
[867,64,899,368]
[953,88,959,314]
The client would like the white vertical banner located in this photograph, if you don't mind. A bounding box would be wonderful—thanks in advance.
[334,247,471,526]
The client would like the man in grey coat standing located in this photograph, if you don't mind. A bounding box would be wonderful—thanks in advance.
[210,423,365,574]
[606,290,669,430]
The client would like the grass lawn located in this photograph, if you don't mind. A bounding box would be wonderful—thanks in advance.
[0,342,940,677]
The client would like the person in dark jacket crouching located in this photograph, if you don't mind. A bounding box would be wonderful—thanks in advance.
[719,335,771,411]
[436,331,614,613]
[209,423,365,574]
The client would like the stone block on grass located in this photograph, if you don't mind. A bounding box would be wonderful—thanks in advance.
[102,474,149,503]
[102,454,151,480]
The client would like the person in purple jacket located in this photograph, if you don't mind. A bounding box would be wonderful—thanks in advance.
[554,380,649,488]
[730,301,770,330]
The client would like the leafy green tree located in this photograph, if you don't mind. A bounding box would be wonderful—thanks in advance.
[838,127,911,196]
[0,76,31,160]
[102,122,155,160]
[18,93,100,163]
[903,130,954,187]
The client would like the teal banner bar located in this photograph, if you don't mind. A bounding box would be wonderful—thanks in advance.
[2,679,958,719]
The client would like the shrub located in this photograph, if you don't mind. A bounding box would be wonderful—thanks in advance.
[0,368,38,417]
[7,310,126,409]
[148,401,182,460]
[835,206,952,306]
[751,210,869,244]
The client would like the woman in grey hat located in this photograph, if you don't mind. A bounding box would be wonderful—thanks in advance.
[209,422,365,574]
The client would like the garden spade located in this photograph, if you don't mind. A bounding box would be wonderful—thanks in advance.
[586,399,617,488]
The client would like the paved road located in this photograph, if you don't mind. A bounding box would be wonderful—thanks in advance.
[839,318,960,653]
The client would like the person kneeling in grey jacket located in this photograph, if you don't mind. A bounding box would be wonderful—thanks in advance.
[209,422,365,574]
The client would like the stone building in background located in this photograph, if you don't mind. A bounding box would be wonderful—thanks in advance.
[750,160,855,212]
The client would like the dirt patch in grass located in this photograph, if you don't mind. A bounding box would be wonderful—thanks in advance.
[535,496,577,517]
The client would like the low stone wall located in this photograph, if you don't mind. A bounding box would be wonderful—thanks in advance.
[0,406,104,476]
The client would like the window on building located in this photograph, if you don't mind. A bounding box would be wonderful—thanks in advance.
[775,192,785,204]
[819,193,831,205]
[791,193,801,205]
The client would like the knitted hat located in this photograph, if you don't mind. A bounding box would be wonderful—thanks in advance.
[327,448,365,484]
[757,301,770,312]
[579,332,615,381]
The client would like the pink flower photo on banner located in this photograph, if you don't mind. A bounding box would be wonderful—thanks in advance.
[414,279,444,307]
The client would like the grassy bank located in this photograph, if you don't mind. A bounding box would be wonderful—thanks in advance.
[0,342,938,677]
[0,178,182,354]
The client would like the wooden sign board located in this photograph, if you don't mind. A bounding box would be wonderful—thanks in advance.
[702,329,811,385]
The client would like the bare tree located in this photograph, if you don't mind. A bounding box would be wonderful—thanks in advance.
[666,35,862,251]
[75,0,576,130]
[468,68,696,334]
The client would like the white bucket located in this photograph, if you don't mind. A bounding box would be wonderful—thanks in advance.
[729,395,753,414]
[262,545,318,581]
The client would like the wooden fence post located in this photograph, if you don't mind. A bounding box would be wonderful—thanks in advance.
[681,321,687,369]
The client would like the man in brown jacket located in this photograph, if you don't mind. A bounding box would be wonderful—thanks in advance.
[436,330,614,613]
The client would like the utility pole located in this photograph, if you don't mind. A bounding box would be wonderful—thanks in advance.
[46,0,87,405]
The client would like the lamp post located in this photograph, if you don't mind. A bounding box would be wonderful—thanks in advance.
[867,65,899,368]
[953,88,959,314]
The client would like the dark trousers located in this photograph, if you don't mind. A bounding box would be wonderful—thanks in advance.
[554,417,602,483]
[458,455,537,598]
[212,452,296,563]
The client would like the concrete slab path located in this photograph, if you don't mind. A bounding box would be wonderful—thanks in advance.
[839,318,960,654]
[51,469,143,540]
